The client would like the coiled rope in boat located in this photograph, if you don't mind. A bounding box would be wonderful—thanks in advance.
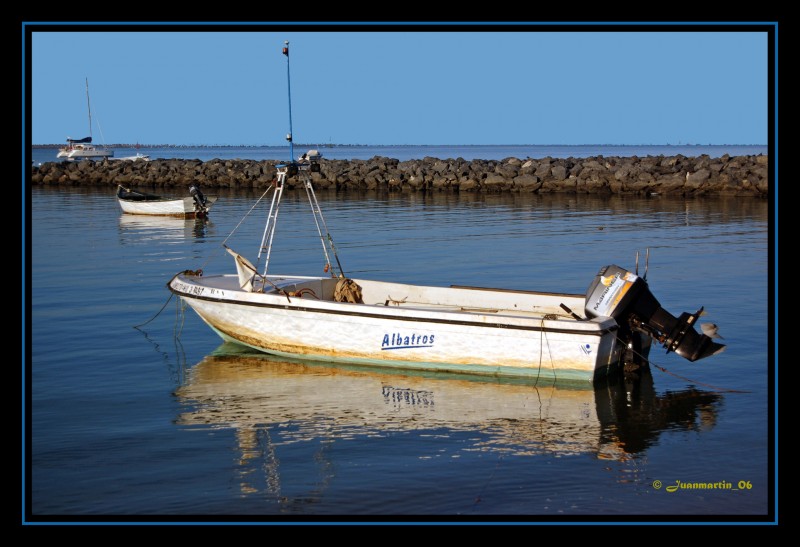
[334,277,362,303]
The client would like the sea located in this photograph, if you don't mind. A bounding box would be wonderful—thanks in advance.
[26,144,774,525]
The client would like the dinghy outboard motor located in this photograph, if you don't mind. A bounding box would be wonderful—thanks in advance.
[585,265,725,362]
[189,184,207,209]
[298,149,322,173]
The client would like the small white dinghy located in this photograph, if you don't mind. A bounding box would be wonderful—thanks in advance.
[117,184,217,218]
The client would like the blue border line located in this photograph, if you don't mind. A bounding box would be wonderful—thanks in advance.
[21,20,779,527]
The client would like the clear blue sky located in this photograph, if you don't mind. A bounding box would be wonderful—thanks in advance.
[27,25,771,146]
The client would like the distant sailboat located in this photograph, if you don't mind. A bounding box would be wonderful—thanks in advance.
[56,78,114,161]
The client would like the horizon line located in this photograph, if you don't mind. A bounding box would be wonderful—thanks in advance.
[31,142,769,148]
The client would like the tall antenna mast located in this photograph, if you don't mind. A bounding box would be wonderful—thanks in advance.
[282,41,293,161]
[85,77,93,138]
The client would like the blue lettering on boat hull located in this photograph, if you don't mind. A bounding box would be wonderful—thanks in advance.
[381,332,435,350]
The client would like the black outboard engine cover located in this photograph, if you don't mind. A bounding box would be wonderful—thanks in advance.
[585,265,725,362]
[189,184,207,208]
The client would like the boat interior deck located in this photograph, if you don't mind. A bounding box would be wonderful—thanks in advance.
[255,276,588,321]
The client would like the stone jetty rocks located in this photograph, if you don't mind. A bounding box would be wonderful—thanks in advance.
[31,154,768,197]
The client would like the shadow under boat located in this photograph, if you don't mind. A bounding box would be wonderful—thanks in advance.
[174,344,723,463]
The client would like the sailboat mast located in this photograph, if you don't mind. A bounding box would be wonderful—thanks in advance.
[282,41,293,161]
[85,77,93,139]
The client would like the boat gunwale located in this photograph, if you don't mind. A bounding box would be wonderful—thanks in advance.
[118,196,182,203]
[168,273,619,337]
[117,195,219,204]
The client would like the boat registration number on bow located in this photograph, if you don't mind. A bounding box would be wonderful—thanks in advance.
[381,332,436,351]
[174,281,206,296]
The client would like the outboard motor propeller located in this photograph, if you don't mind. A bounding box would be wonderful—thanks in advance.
[585,265,725,362]
[189,184,207,211]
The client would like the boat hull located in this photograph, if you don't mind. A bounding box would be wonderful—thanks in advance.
[112,153,150,162]
[57,146,113,161]
[169,273,626,384]
[118,195,217,217]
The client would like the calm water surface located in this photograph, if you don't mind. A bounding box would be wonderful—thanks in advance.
[27,185,772,522]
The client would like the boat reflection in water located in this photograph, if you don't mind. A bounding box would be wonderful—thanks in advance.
[174,345,722,497]
[118,214,211,243]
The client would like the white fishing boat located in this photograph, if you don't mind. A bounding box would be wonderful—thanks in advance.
[56,78,114,162]
[117,184,216,218]
[168,41,725,384]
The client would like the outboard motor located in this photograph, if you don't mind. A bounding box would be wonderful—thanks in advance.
[189,184,207,210]
[305,149,322,172]
[585,265,725,362]
[296,150,322,173]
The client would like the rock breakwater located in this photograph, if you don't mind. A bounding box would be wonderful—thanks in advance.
[31,154,769,196]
